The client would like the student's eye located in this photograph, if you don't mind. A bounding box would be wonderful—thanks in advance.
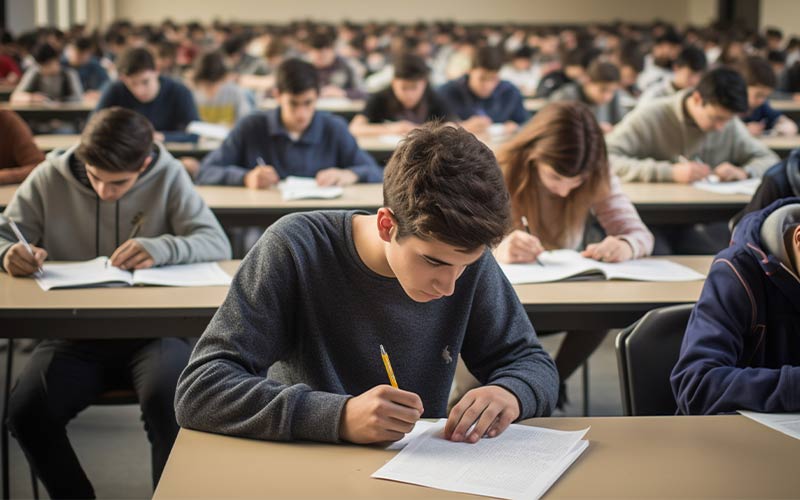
[423,257,442,267]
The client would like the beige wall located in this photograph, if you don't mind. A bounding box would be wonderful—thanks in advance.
[686,0,716,27]
[115,0,694,25]
[761,0,800,38]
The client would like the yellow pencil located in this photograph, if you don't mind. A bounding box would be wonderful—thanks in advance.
[380,344,399,389]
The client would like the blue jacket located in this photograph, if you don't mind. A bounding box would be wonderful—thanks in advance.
[671,198,800,414]
[742,100,783,131]
[439,76,529,124]
[96,76,199,142]
[197,109,382,186]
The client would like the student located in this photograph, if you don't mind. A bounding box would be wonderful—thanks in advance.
[671,197,800,415]
[439,46,529,134]
[740,56,799,137]
[731,149,799,228]
[306,32,365,99]
[154,40,182,80]
[191,50,254,127]
[0,107,231,498]
[499,46,540,97]
[63,36,110,100]
[11,42,82,104]
[349,53,455,137]
[197,58,382,188]
[493,101,654,405]
[549,60,625,132]
[606,67,779,184]
[96,47,199,142]
[638,45,707,104]
[534,48,597,99]
[222,35,269,77]
[637,31,683,92]
[175,123,559,445]
[0,110,45,185]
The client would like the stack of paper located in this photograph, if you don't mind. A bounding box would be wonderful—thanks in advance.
[35,257,231,290]
[373,419,589,499]
[499,249,706,284]
[278,176,344,201]
[692,177,761,195]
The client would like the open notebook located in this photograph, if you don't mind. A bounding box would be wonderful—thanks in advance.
[34,258,232,291]
[499,249,705,284]
[278,176,344,201]
[692,177,761,195]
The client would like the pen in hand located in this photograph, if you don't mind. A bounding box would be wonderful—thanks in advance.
[0,214,44,274]
[380,344,399,389]
[520,216,544,266]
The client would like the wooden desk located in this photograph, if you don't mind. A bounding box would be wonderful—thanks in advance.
[0,261,239,340]
[761,134,799,158]
[524,98,547,112]
[621,183,749,225]
[154,415,800,499]
[4,101,94,122]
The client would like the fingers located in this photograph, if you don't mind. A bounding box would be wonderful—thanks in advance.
[445,394,487,441]
[383,386,425,414]
[506,231,544,263]
[110,240,153,270]
[582,237,626,262]
[4,243,44,276]
[315,169,337,186]
[109,240,136,267]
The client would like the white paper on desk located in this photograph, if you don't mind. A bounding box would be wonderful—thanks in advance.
[385,420,440,451]
[499,249,705,284]
[378,134,404,145]
[373,420,589,500]
[131,262,231,287]
[738,411,800,440]
[692,177,761,195]
[278,176,343,201]
[186,121,230,140]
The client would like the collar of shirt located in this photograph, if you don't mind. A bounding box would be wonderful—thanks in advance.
[265,107,322,145]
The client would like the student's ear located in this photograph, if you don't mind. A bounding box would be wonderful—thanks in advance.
[137,155,153,173]
[376,208,396,243]
[689,90,703,107]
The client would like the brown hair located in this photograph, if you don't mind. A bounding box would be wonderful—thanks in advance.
[496,101,610,249]
[383,122,510,250]
[76,107,154,172]
[586,60,621,83]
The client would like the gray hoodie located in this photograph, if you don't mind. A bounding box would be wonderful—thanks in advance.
[0,143,231,265]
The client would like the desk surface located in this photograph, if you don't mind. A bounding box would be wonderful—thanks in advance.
[154,415,800,499]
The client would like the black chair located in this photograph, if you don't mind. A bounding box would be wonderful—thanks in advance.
[615,304,694,416]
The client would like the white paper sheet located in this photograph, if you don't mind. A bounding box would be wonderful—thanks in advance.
[186,121,231,141]
[131,262,231,287]
[35,258,231,290]
[738,411,800,440]
[692,177,761,195]
[278,176,344,201]
[373,420,589,500]
[384,420,440,451]
[499,249,705,284]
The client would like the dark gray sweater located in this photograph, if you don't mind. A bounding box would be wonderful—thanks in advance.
[175,210,558,443]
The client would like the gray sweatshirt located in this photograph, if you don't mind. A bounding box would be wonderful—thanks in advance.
[606,89,780,182]
[175,211,558,443]
[0,143,231,265]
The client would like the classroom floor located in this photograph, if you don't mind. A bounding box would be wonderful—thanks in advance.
[0,332,622,499]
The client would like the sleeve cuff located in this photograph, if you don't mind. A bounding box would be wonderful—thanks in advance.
[291,391,351,443]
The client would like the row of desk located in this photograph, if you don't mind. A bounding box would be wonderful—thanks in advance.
[0,181,749,227]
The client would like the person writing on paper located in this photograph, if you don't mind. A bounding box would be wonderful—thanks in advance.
[492,101,654,408]
[0,107,231,498]
[671,198,800,414]
[349,53,455,137]
[176,123,558,446]
[739,56,799,138]
[197,58,382,189]
[606,67,779,184]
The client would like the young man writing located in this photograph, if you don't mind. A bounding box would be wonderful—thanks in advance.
[1,107,231,498]
[197,58,382,188]
[671,198,800,414]
[176,123,558,445]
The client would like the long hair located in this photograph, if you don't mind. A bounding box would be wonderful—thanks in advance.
[496,101,610,249]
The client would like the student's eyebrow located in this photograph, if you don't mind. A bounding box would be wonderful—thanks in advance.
[423,253,483,267]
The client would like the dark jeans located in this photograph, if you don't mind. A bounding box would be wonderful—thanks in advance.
[7,338,191,499]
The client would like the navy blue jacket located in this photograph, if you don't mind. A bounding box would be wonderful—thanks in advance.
[671,198,800,414]
[732,149,800,227]
[197,109,382,186]
[438,76,529,124]
[63,57,109,91]
[96,76,199,142]
[742,100,783,131]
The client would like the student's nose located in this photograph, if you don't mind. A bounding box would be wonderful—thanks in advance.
[434,270,458,297]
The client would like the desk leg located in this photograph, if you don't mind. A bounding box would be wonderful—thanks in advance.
[2,339,13,500]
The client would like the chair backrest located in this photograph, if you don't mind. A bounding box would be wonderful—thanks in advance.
[615,304,694,416]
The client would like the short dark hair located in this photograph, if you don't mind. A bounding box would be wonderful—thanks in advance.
[767,50,787,64]
[674,46,707,72]
[472,46,504,72]
[275,58,319,94]
[695,67,749,113]
[76,107,154,172]
[221,35,248,56]
[308,32,335,50]
[766,28,783,40]
[585,60,620,83]
[393,53,429,81]
[383,123,510,250]
[72,36,94,53]
[512,46,535,60]
[116,47,156,76]
[740,55,777,89]
[193,51,228,83]
[156,41,177,59]
[32,43,59,65]
[655,31,683,46]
